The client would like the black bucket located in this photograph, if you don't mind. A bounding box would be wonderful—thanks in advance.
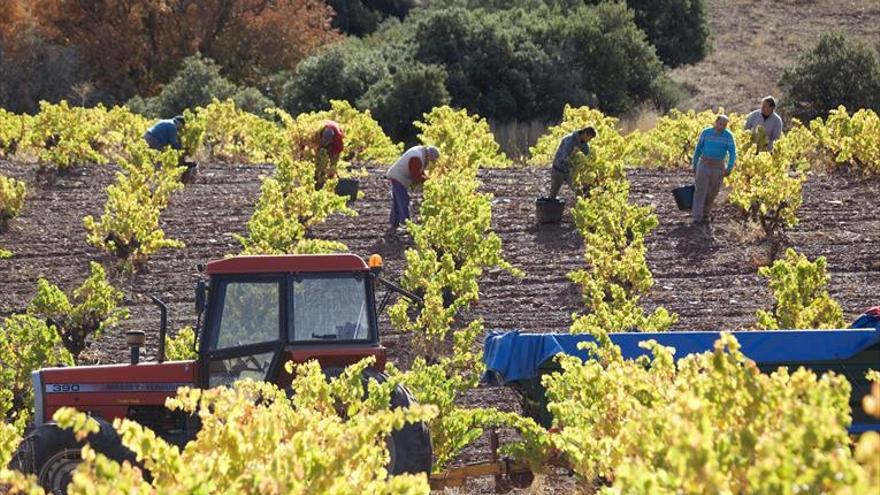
[672,185,695,211]
[335,178,360,201]
[535,197,565,224]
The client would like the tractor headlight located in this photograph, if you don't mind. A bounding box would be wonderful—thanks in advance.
[31,371,45,425]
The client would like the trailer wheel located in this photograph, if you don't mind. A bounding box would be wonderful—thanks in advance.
[11,419,136,495]
[323,367,433,475]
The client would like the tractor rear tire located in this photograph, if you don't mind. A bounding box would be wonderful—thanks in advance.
[324,367,433,475]
[10,419,137,495]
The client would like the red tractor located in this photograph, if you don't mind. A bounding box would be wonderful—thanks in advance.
[11,254,432,493]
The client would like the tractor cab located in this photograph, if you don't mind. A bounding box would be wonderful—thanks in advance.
[198,254,390,390]
[17,254,432,492]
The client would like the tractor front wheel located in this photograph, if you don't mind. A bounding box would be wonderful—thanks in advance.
[323,367,433,475]
[11,419,136,494]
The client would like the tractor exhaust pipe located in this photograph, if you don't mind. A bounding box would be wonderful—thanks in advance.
[150,295,168,363]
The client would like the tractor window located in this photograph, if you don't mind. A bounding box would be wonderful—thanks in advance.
[211,280,281,350]
[291,274,371,342]
[208,351,276,388]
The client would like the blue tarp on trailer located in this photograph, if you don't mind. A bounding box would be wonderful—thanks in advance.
[483,327,880,385]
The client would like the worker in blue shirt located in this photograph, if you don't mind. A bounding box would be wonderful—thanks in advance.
[548,127,596,199]
[144,115,185,151]
[691,115,737,226]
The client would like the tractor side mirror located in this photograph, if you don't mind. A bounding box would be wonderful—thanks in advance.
[195,280,206,314]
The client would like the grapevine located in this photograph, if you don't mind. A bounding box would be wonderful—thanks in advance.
[83,144,186,267]
[49,359,435,493]
[415,106,512,175]
[569,179,676,333]
[0,174,26,231]
[810,106,880,174]
[544,332,870,492]
[755,248,845,330]
[27,261,129,360]
[529,105,627,192]
[628,109,719,169]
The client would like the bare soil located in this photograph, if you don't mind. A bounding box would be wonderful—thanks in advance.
[1,158,878,493]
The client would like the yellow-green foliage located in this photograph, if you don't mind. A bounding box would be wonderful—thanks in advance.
[0,315,74,427]
[27,262,129,359]
[857,371,880,491]
[390,174,521,343]
[811,106,880,173]
[569,179,676,334]
[0,109,29,158]
[183,99,282,163]
[755,248,845,330]
[389,321,548,472]
[83,144,185,265]
[628,109,719,168]
[727,124,810,237]
[415,106,511,174]
[24,101,108,170]
[0,248,11,259]
[165,327,197,361]
[529,105,626,191]
[544,332,870,493]
[0,174,26,229]
[295,100,403,165]
[49,359,434,493]
[235,157,351,255]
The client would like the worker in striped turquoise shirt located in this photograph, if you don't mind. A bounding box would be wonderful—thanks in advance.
[691,115,737,226]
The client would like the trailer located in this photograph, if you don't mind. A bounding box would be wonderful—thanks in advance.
[482,316,880,433]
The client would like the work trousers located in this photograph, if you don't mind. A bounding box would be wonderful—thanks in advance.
[389,179,411,228]
[692,157,725,224]
[548,167,572,199]
[143,132,162,150]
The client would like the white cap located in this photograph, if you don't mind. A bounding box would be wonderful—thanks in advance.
[425,146,440,161]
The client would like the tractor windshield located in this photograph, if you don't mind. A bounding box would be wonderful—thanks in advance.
[290,273,372,342]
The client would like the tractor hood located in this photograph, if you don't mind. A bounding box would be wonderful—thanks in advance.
[34,361,197,425]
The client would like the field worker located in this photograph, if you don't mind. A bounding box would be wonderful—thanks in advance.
[385,145,440,233]
[548,127,596,199]
[314,120,345,189]
[744,96,783,151]
[144,115,185,151]
[691,114,737,227]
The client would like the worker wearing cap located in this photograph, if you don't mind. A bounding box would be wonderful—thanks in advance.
[385,145,440,233]
[144,115,185,151]
[315,120,345,189]
[691,114,737,227]
[548,126,596,199]
[744,96,784,152]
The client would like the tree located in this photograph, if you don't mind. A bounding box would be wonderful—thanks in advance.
[780,33,880,121]
[360,63,451,143]
[281,40,390,115]
[33,0,337,100]
[127,55,273,117]
[327,0,415,36]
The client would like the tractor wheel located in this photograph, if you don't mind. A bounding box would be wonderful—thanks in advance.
[10,419,136,495]
[323,367,433,475]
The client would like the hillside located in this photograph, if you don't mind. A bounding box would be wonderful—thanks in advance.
[671,0,880,113]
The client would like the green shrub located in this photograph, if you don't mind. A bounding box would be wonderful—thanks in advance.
[360,63,451,143]
[327,0,414,36]
[128,55,274,118]
[281,41,391,115]
[780,33,880,121]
